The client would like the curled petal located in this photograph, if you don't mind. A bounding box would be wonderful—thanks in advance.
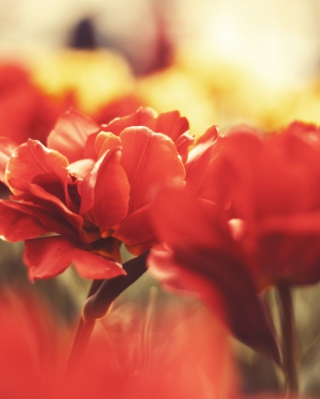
[47,109,100,163]
[80,148,130,233]
[95,132,121,158]
[6,139,68,199]
[24,236,125,281]
[0,137,18,184]
[186,125,218,193]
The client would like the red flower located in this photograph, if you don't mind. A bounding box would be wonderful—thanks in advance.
[206,122,320,289]
[0,107,188,280]
[148,121,320,359]
[148,187,280,362]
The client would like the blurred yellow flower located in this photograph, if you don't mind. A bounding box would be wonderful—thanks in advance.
[31,49,135,114]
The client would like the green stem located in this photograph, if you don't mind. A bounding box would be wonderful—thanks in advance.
[276,282,299,394]
[82,252,148,321]
[65,279,102,377]
[65,252,148,378]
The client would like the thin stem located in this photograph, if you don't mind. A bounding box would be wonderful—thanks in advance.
[82,252,148,322]
[276,282,299,394]
[66,318,95,372]
[64,280,102,378]
[64,252,148,378]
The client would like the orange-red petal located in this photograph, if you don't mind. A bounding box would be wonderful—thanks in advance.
[80,148,130,234]
[112,203,156,246]
[0,200,50,241]
[0,137,18,184]
[185,125,218,194]
[24,236,125,281]
[6,139,68,199]
[120,126,185,214]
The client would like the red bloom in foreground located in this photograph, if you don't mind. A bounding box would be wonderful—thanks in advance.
[0,289,237,399]
[0,108,189,280]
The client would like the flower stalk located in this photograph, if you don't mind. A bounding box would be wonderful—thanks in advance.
[276,282,299,394]
[65,252,148,378]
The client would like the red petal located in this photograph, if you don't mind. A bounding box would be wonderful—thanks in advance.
[185,125,218,193]
[67,159,95,180]
[0,200,50,241]
[104,107,157,136]
[47,109,100,163]
[6,140,68,199]
[80,148,130,233]
[155,110,190,142]
[24,236,125,281]
[173,132,194,164]
[112,203,156,246]
[0,137,18,184]
[104,108,193,162]
[95,132,121,158]
[10,182,84,239]
[120,126,185,214]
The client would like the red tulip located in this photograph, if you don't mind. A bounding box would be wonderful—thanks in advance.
[148,120,320,360]
[206,122,320,289]
[148,186,280,362]
[0,107,188,280]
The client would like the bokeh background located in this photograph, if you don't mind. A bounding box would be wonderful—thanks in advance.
[1,0,320,396]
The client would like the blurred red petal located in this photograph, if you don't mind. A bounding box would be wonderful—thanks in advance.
[150,187,280,362]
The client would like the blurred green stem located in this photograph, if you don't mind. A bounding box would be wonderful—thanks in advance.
[65,252,148,377]
[276,282,299,394]
[65,279,102,375]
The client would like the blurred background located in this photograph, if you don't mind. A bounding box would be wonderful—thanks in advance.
[1,0,320,133]
[1,0,320,83]
[1,0,320,397]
